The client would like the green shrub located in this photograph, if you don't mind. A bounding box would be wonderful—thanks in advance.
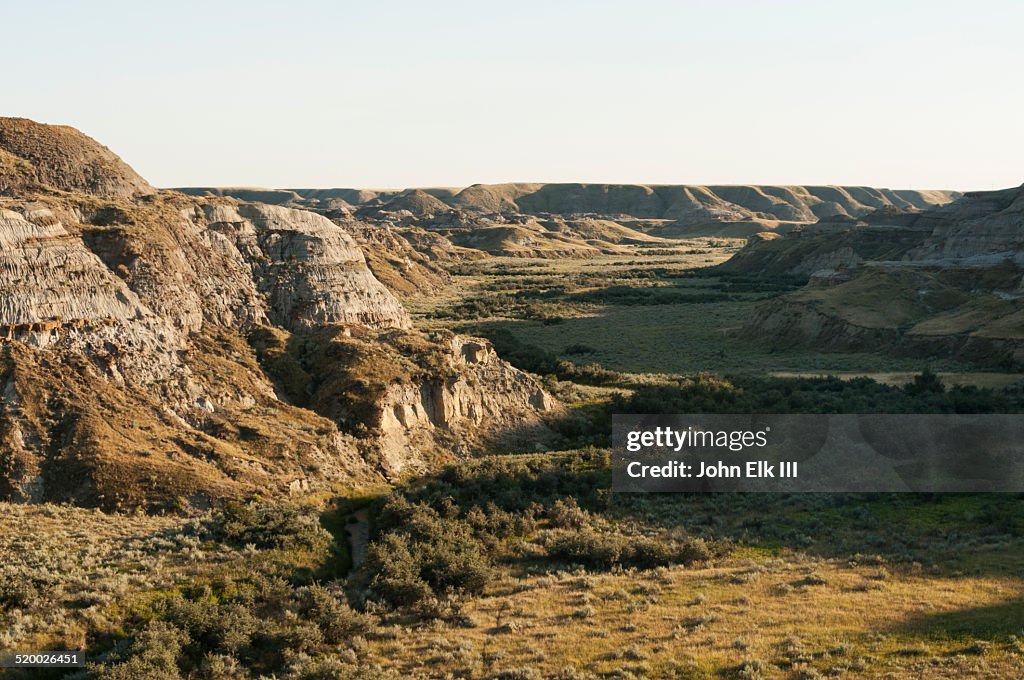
[364,533,435,607]
[299,584,374,643]
[209,501,331,551]
[362,501,494,609]
[0,574,40,610]
[159,596,262,654]
[545,530,710,570]
[91,621,188,680]
[547,497,590,529]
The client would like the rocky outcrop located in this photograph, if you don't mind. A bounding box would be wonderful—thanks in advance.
[0,199,382,509]
[727,185,1024,279]
[334,221,455,297]
[0,208,145,327]
[748,290,1024,369]
[0,331,379,510]
[248,326,557,478]
[907,184,1024,264]
[745,297,902,354]
[734,185,1024,368]
[376,335,556,474]
[80,196,269,334]
[200,203,412,330]
[0,206,181,385]
[719,219,929,278]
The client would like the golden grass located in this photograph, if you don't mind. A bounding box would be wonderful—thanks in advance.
[362,556,1024,678]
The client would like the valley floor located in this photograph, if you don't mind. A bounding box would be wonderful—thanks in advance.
[409,245,988,378]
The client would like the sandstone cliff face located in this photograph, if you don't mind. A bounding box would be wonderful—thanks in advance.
[0,198,384,509]
[376,335,556,475]
[201,203,411,330]
[0,206,182,386]
[0,332,379,509]
[0,208,146,327]
[908,185,1024,264]
[748,292,1024,369]
[80,198,269,335]
[247,326,557,479]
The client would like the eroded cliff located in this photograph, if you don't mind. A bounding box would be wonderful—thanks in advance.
[0,118,555,510]
[729,185,1024,368]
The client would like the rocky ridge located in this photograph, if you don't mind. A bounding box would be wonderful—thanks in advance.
[0,118,153,198]
[376,333,555,474]
[0,118,555,510]
[0,206,180,385]
[725,184,1024,367]
[199,203,412,330]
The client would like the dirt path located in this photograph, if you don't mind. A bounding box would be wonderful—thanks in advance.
[346,508,370,569]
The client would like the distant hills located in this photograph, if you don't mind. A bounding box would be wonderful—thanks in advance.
[177,183,961,257]
[179,182,959,226]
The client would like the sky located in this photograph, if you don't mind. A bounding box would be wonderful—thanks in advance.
[4,0,1022,190]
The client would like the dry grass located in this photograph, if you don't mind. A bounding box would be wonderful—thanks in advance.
[0,503,205,653]
[360,557,1024,678]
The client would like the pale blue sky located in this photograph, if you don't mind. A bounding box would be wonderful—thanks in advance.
[5,0,1021,190]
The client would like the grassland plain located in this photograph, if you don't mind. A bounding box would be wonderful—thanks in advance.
[409,244,985,378]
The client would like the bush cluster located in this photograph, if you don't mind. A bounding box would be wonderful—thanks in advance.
[355,452,715,613]
[208,501,332,551]
[89,505,371,679]
[362,498,495,608]
[613,372,1024,415]
[544,530,711,569]
[91,573,374,678]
